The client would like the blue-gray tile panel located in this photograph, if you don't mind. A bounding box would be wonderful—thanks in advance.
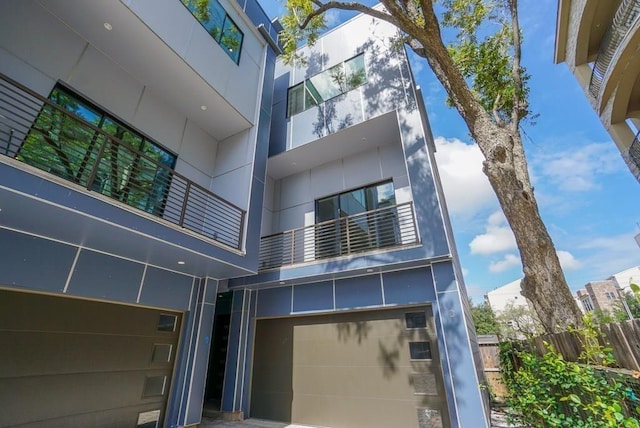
[437,290,486,427]
[0,228,76,293]
[221,290,244,412]
[66,250,144,302]
[185,302,216,425]
[204,277,218,304]
[139,266,194,310]
[382,267,435,305]
[433,261,457,293]
[334,275,382,309]
[256,286,292,317]
[293,281,333,312]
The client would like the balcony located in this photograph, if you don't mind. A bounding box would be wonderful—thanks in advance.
[589,0,640,97]
[628,130,640,180]
[259,202,419,270]
[0,73,245,250]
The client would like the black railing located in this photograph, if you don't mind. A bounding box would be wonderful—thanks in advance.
[589,0,640,97]
[259,202,419,270]
[629,130,640,180]
[0,73,245,250]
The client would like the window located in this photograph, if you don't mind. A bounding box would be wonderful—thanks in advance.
[181,0,243,63]
[315,181,397,258]
[16,85,176,217]
[157,314,178,332]
[142,375,167,397]
[581,297,594,312]
[136,410,161,428]
[605,292,616,300]
[152,344,173,363]
[405,312,427,329]
[287,53,366,117]
[409,341,432,360]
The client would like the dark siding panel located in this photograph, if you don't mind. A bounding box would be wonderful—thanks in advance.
[67,249,144,302]
[140,266,193,310]
[334,275,383,309]
[0,228,76,292]
[293,281,333,312]
[383,267,435,305]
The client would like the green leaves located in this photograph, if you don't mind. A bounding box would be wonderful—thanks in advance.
[442,0,530,123]
[500,331,640,427]
[280,0,326,66]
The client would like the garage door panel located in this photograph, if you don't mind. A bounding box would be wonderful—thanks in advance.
[251,307,449,427]
[0,290,180,427]
[0,331,175,377]
[293,364,429,399]
[292,395,419,428]
[1,369,168,422]
[0,295,177,337]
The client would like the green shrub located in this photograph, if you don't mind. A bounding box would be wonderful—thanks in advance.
[499,315,640,427]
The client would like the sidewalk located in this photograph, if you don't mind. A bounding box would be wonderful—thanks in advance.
[198,408,527,427]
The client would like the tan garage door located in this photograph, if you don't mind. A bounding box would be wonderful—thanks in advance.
[0,289,181,428]
[251,306,449,428]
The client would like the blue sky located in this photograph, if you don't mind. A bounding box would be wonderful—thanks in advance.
[259,0,640,301]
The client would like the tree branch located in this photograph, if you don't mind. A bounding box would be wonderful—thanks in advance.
[508,0,526,129]
[298,1,401,30]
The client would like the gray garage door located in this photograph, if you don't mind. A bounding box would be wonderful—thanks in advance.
[0,289,181,428]
[251,306,449,428]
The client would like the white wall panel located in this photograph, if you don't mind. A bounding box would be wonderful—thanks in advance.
[133,89,186,152]
[0,1,86,84]
[214,131,252,176]
[128,0,195,56]
[210,165,251,209]
[309,159,344,199]
[180,120,218,177]
[379,143,407,178]
[69,46,143,122]
[279,171,311,210]
[342,148,383,189]
[278,202,314,231]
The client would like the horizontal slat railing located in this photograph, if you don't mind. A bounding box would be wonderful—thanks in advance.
[589,0,640,97]
[628,130,640,181]
[259,202,419,270]
[0,73,245,250]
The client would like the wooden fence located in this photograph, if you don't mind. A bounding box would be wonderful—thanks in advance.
[531,319,640,371]
[477,335,508,401]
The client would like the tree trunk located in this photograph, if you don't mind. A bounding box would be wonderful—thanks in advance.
[475,117,583,333]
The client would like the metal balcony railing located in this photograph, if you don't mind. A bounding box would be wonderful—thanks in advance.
[0,73,245,250]
[628,130,640,180]
[589,0,640,97]
[259,202,419,270]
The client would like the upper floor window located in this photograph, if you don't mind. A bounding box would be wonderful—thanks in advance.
[17,85,177,216]
[315,181,397,257]
[287,53,366,117]
[181,0,244,64]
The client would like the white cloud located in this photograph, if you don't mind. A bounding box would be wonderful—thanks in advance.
[469,210,517,255]
[434,137,496,216]
[489,254,521,273]
[557,250,582,271]
[534,143,620,192]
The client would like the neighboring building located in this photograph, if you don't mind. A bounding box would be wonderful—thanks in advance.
[0,2,488,428]
[576,280,624,314]
[555,0,640,181]
[485,278,529,314]
[485,279,539,339]
[576,266,640,315]
[609,265,640,293]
